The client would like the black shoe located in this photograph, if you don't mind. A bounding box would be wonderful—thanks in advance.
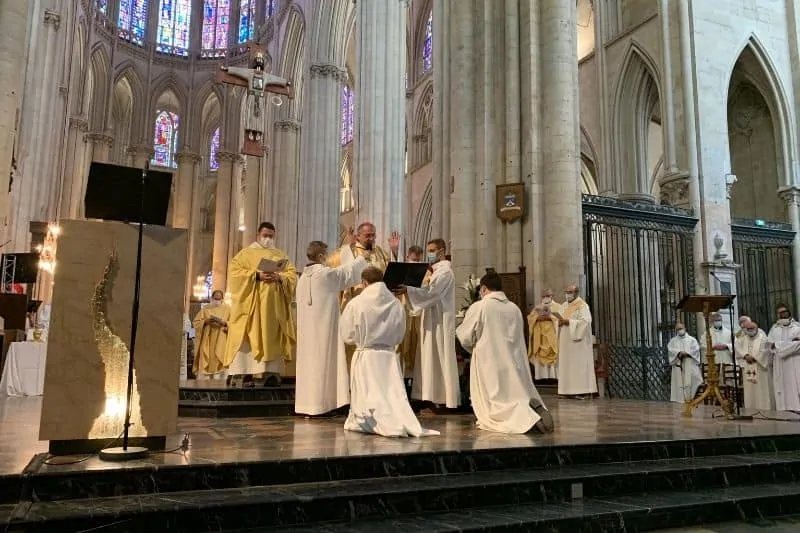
[533,405,555,433]
[264,373,281,387]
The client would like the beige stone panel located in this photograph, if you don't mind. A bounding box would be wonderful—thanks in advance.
[39,220,188,441]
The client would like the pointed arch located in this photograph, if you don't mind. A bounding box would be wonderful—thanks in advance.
[113,64,145,141]
[413,81,433,167]
[412,179,433,248]
[88,45,110,131]
[280,6,306,120]
[308,0,353,66]
[611,41,663,196]
[193,78,224,148]
[725,34,797,188]
[148,72,189,121]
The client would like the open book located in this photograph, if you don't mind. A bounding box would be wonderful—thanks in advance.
[257,257,289,273]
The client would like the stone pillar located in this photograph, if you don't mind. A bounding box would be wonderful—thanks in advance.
[780,186,800,312]
[272,119,301,264]
[60,116,89,219]
[0,0,29,243]
[431,0,449,243]
[540,0,582,292]
[85,132,114,163]
[354,0,407,248]
[658,0,678,173]
[243,152,264,237]
[212,150,237,291]
[298,64,347,251]
[173,151,201,229]
[126,144,153,169]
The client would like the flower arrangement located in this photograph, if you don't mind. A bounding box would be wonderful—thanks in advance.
[460,274,481,312]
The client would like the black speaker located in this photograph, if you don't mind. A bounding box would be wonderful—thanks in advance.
[1,252,40,283]
[84,162,173,226]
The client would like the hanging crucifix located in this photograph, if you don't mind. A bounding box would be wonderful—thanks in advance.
[216,44,294,157]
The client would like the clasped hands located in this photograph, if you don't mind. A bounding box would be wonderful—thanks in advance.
[712,343,728,351]
[258,271,280,283]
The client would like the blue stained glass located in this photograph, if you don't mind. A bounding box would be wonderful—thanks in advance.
[341,86,354,146]
[210,127,220,171]
[267,0,277,18]
[157,0,192,56]
[118,0,148,45]
[422,11,433,73]
[203,0,231,51]
[238,0,254,43]
[152,110,180,169]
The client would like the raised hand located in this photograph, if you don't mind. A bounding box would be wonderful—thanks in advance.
[388,231,401,253]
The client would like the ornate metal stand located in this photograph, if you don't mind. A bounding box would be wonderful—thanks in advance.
[682,303,732,418]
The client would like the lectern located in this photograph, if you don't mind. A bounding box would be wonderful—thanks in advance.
[675,295,734,417]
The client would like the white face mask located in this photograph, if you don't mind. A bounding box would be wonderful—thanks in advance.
[564,293,575,303]
[778,318,791,326]
[258,236,275,248]
[426,251,438,264]
[713,321,723,329]
[542,297,552,305]
[677,330,686,337]
[745,329,758,337]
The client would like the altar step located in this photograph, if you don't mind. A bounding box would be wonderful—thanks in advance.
[178,381,296,417]
[5,437,800,532]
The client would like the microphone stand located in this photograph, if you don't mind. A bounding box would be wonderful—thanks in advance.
[99,162,151,461]
[709,271,752,422]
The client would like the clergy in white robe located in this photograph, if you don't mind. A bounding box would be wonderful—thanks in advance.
[667,324,702,403]
[395,238,461,408]
[341,267,439,437]
[734,315,751,339]
[295,241,367,416]
[766,305,800,412]
[456,272,554,434]
[735,320,774,410]
[556,285,597,397]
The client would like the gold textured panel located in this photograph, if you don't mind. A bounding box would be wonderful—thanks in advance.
[39,220,188,441]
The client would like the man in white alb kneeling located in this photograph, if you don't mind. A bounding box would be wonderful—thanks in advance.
[340,267,439,437]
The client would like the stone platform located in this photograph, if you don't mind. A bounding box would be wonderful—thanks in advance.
[179,378,298,417]
[2,396,800,532]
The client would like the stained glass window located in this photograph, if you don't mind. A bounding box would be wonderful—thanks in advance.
[341,86,354,146]
[118,0,148,45]
[209,127,220,171]
[202,0,231,51]
[238,0,255,43]
[152,110,180,168]
[97,0,109,14]
[422,11,433,73]
[267,0,277,18]
[157,0,192,55]
[204,271,213,297]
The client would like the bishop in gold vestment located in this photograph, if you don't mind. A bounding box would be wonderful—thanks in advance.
[225,223,297,380]
[193,290,230,378]
[527,289,561,380]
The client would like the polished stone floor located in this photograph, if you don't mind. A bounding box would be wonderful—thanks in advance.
[2,395,800,477]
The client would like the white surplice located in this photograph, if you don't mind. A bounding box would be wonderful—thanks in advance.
[295,257,367,415]
[707,326,734,365]
[456,292,546,434]
[557,298,597,396]
[341,282,439,437]
[667,334,702,403]
[767,321,800,412]
[406,260,461,408]
[734,331,774,410]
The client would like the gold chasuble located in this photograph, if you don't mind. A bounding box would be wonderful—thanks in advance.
[527,304,560,366]
[328,243,392,310]
[193,304,230,376]
[224,244,297,367]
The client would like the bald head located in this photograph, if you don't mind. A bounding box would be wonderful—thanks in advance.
[743,320,760,337]
[356,222,376,250]
[738,315,750,327]
[564,285,578,303]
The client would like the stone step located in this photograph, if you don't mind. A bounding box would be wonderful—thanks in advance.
[177,399,296,418]
[179,384,296,403]
[7,452,800,532]
[23,435,800,502]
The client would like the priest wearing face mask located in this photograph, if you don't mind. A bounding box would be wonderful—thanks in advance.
[667,323,702,403]
[394,238,460,409]
[766,304,800,411]
[555,285,597,398]
[527,289,561,380]
[735,320,773,410]
[224,222,297,387]
[704,312,734,384]
[192,290,230,380]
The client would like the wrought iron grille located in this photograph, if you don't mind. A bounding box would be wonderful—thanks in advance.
[732,218,795,330]
[582,195,698,401]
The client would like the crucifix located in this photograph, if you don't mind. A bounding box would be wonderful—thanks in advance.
[216,44,294,157]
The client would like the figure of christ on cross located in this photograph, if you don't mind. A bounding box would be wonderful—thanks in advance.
[216,45,294,157]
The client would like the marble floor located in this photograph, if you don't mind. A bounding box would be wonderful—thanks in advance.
[2,395,800,478]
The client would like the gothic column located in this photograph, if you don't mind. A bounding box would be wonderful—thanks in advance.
[272,119,301,263]
[126,144,153,169]
[0,1,29,242]
[244,152,264,236]
[212,150,237,291]
[354,0,407,248]
[780,186,800,312]
[173,151,201,229]
[85,132,114,163]
[298,64,347,251]
[60,116,88,219]
[540,0,583,292]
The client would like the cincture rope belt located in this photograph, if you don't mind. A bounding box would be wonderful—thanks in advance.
[355,345,394,351]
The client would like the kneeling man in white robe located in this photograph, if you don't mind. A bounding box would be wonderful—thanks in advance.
[295,241,367,416]
[735,320,774,410]
[456,272,554,434]
[667,324,702,403]
[341,267,439,437]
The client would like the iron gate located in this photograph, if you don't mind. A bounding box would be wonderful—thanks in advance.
[732,218,795,330]
[582,195,698,401]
